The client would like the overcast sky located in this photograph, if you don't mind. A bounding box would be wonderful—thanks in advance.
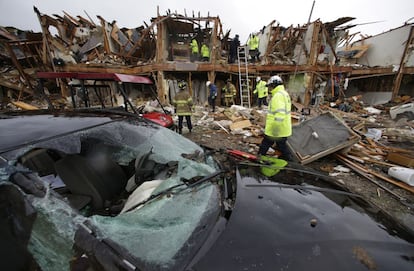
[0,0,413,42]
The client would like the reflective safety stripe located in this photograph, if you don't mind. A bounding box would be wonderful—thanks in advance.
[274,117,284,122]
[275,109,291,113]
[269,109,291,114]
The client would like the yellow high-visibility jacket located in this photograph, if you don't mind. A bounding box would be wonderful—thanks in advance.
[265,85,292,138]
[190,39,199,54]
[253,80,268,98]
[201,44,210,58]
[247,35,259,50]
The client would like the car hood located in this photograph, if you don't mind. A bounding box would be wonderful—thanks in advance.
[193,166,414,271]
[142,111,174,128]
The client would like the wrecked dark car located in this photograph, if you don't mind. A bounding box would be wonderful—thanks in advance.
[1,109,413,271]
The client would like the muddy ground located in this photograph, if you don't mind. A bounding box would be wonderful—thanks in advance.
[180,107,414,230]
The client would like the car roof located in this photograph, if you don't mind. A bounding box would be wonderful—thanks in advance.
[0,110,129,154]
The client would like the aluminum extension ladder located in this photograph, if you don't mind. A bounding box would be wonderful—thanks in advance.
[237,46,251,108]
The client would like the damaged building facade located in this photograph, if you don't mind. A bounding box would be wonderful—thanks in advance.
[0,6,413,110]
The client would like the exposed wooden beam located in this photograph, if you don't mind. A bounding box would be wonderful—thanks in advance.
[392,25,414,98]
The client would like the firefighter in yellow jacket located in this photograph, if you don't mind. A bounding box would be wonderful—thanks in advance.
[173,81,193,134]
[253,76,268,108]
[258,75,292,160]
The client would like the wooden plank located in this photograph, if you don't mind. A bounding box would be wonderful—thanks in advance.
[320,105,366,122]
[229,115,244,122]
[336,154,414,194]
[335,154,413,204]
[346,154,365,164]
[243,136,262,145]
[214,121,230,134]
[392,26,414,98]
[229,119,252,131]
[362,158,399,168]
[339,44,370,59]
[359,141,386,155]
[387,152,414,168]
[0,80,33,95]
[366,137,376,146]
[369,170,414,194]
[12,101,39,110]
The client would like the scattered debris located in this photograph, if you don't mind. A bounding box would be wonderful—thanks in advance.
[352,246,377,270]
[1,3,414,229]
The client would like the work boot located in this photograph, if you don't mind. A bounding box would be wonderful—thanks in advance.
[178,129,182,134]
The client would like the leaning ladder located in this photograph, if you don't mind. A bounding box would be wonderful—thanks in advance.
[237,46,251,108]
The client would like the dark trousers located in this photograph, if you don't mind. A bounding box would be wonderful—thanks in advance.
[208,97,216,112]
[228,52,236,63]
[249,49,259,62]
[258,97,268,107]
[190,53,199,62]
[178,115,192,132]
[258,135,292,160]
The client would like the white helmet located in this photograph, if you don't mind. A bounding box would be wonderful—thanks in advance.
[256,76,261,82]
[206,81,211,87]
[266,75,283,86]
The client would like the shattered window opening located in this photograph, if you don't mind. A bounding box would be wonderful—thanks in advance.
[2,117,221,270]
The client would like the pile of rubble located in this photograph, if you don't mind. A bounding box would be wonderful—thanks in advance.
[184,96,414,224]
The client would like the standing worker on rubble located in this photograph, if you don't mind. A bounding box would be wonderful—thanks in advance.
[206,81,218,113]
[247,33,260,63]
[201,43,210,62]
[173,81,193,134]
[258,75,293,161]
[228,34,240,64]
[190,38,199,62]
[222,79,237,106]
[253,76,268,108]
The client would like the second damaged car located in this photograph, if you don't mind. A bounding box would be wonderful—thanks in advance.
[0,109,413,271]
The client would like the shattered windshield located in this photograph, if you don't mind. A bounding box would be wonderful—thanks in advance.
[2,118,221,270]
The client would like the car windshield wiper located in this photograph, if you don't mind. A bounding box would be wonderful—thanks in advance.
[238,161,332,179]
[123,170,225,213]
[185,170,225,188]
[75,223,139,271]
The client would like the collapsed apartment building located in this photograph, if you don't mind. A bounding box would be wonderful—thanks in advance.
[0,6,413,110]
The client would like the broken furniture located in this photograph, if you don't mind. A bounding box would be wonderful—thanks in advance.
[287,112,360,164]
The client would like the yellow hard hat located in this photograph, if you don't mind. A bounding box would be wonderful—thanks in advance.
[260,156,288,177]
